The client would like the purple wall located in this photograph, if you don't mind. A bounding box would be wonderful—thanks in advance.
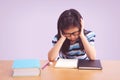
[0,0,120,60]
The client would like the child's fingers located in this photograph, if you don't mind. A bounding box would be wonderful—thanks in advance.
[80,19,84,28]
[60,30,62,34]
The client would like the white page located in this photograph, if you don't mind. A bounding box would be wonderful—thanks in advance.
[55,59,77,69]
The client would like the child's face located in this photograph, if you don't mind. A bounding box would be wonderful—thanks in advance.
[63,27,80,41]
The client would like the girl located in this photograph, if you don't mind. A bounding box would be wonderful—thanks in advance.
[48,9,96,62]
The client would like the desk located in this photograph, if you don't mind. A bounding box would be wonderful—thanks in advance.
[0,60,120,80]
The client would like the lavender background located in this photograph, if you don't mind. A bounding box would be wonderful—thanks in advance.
[0,0,120,60]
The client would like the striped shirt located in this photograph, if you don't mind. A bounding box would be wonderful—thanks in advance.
[52,30,96,60]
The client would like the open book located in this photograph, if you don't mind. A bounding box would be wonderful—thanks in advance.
[55,59,102,70]
[55,59,78,68]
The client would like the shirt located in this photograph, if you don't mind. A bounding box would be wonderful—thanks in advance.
[52,30,96,60]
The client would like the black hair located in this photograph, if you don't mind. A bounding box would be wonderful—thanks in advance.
[57,9,85,54]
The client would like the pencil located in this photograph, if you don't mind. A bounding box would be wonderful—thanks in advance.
[41,61,49,70]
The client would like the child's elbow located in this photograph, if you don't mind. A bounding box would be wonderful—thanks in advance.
[89,55,96,60]
[48,56,55,62]
[90,57,96,60]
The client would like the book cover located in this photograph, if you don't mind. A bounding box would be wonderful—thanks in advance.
[77,59,102,70]
[12,59,40,69]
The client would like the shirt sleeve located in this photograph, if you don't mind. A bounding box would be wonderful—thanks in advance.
[85,31,96,46]
[52,35,58,46]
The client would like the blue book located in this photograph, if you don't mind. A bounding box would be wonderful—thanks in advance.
[12,59,40,69]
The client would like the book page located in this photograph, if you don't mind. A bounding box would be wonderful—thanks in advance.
[55,59,77,69]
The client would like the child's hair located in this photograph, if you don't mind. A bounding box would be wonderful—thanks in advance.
[57,9,84,54]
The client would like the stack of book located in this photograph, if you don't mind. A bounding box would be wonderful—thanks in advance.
[12,59,40,77]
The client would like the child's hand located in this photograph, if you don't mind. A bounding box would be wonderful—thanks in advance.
[60,30,66,39]
[80,19,85,37]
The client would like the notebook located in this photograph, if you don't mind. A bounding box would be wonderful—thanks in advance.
[55,59,78,68]
[77,59,102,70]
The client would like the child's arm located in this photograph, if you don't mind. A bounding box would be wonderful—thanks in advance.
[48,33,66,62]
[80,34,96,60]
[80,19,96,60]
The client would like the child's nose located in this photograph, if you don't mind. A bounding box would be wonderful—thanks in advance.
[70,34,76,40]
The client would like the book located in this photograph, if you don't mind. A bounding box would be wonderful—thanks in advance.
[55,59,78,68]
[12,59,40,77]
[77,59,102,70]
[13,59,40,68]
[55,59,102,70]
[13,68,40,76]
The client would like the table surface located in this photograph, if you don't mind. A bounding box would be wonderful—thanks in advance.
[0,60,120,80]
